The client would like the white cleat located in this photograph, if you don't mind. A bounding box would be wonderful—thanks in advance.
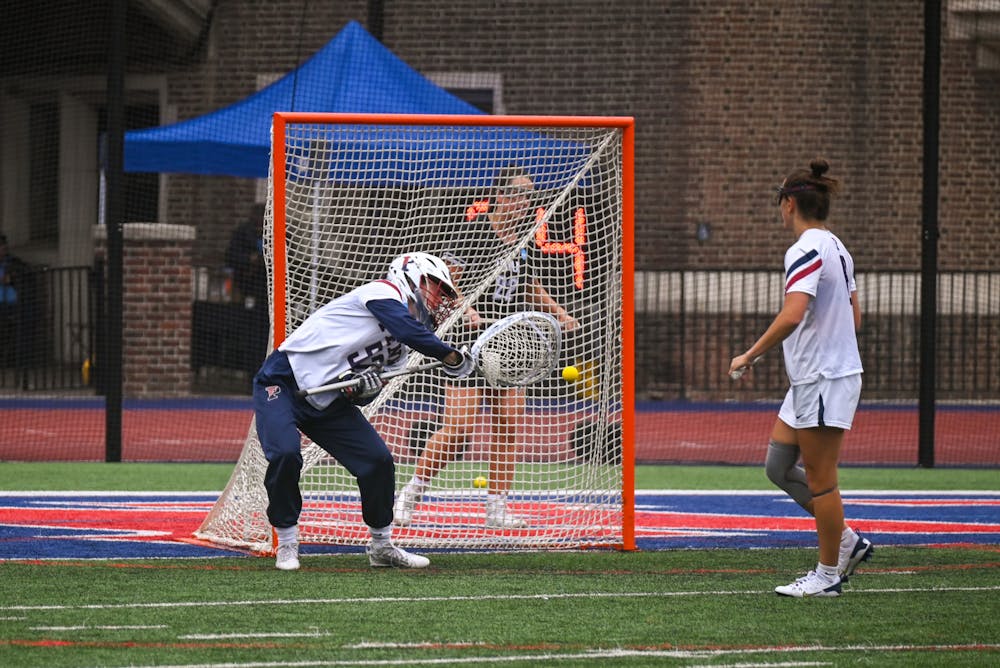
[367,542,430,568]
[485,499,528,529]
[393,484,422,527]
[774,570,842,598]
[839,533,874,581]
[275,542,300,571]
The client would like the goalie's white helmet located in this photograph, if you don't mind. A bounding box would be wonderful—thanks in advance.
[386,252,458,328]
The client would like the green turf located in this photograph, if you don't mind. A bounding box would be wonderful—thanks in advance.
[1,547,997,667]
[1,462,997,666]
[634,464,1000,491]
[0,461,996,491]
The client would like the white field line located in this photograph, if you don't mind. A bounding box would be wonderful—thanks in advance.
[90,643,1000,668]
[686,663,830,668]
[180,632,332,640]
[346,642,489,649]
[5,585,1000,612]
[31,625,168,631]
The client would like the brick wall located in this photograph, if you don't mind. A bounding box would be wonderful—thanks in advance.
[95,224,195,397]
[159,2,368,268]
[155,2,999,275]
[123,2,1000,402]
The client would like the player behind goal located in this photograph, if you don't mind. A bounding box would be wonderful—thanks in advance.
[253,252,475,570]
[394,164,579,529]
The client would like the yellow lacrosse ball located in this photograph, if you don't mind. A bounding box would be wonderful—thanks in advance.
[473,476,488,489]
[562,365,580,382]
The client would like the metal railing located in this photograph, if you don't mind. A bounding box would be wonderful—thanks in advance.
[635,269,1000,402]
[0,265,96,392]
[3,266,997,404]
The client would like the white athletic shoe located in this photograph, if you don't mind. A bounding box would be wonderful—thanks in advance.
[393,484,422,527]
[275,541,300,571]
[774,570,842,598]
[485,498,528,529]
[367,542,430,568]
[839,533,874,580]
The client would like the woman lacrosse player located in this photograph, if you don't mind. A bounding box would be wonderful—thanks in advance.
[394,164,578,529]
[729,158,873,597]
[253,252,474,570]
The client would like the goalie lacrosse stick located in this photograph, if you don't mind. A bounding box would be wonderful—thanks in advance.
[471,310,561,387]
[295,311,562,397]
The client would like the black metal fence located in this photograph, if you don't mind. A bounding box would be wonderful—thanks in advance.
[635,269,1000,402]
[3,266,998,406]
[0,265,97,392]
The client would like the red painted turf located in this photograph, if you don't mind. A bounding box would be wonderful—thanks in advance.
[1,406,997,466]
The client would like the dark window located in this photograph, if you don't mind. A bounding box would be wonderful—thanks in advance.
[446,88,495,114]
[29,102,60,243]
[98,104,160,224]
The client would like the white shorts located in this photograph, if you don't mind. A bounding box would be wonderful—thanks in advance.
[778,374,862,430]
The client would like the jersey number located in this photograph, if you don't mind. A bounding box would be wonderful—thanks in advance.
[346,330,403,371]
[838,255,853,303]
[492,258,519,303]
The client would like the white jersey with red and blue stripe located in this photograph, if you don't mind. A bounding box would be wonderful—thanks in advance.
[278,280,454,409]
[781,227,863,385]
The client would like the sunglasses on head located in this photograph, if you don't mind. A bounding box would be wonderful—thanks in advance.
[501,184,534,199]
[774,183,817,205]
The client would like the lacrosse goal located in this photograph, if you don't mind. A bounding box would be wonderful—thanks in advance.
[196,113,635,552]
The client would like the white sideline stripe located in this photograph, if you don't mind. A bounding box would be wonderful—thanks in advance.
[346,642,487,649]
[31,625,167,631]
[27,500,210,512]
[181,632,331,640]
[342,643,830,666]
[689,664,830,668]
[687,664,830,668]
[5,585,1000,612]
[94,644,1000,668]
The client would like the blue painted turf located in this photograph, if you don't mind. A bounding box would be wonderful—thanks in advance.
[1,491,997,560]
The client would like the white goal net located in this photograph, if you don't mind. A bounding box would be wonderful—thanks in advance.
[196,113,634,552]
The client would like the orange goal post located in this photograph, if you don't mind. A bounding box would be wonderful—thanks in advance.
[197,113,635,552]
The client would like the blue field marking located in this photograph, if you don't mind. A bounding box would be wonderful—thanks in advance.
[635,490,1000,550]
[0,525,231,560]
[0,491,997,560]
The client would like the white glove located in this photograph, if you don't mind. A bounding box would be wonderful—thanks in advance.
[341,366,384,404]
[441,346,475,379]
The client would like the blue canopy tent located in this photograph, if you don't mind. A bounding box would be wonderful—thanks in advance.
[281,122,597,191]
[124,21,484,178]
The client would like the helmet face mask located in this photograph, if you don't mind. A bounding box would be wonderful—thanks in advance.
[386,253,458,328]
[419,274,458,326]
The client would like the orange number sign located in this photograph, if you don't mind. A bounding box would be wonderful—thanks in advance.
[467,200,588,289]
[535,206,586,289]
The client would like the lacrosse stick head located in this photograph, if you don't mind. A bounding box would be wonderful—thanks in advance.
[471,311,562,387]
[386,252,459,328]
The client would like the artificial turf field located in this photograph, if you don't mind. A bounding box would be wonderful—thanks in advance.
[1,463,997,667]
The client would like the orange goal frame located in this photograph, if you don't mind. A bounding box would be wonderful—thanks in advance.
[269,112,635,550]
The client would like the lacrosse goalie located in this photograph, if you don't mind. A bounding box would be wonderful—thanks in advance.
[253,252,474,570]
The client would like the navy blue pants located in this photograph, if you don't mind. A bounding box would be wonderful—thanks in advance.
[253,350,395,530]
